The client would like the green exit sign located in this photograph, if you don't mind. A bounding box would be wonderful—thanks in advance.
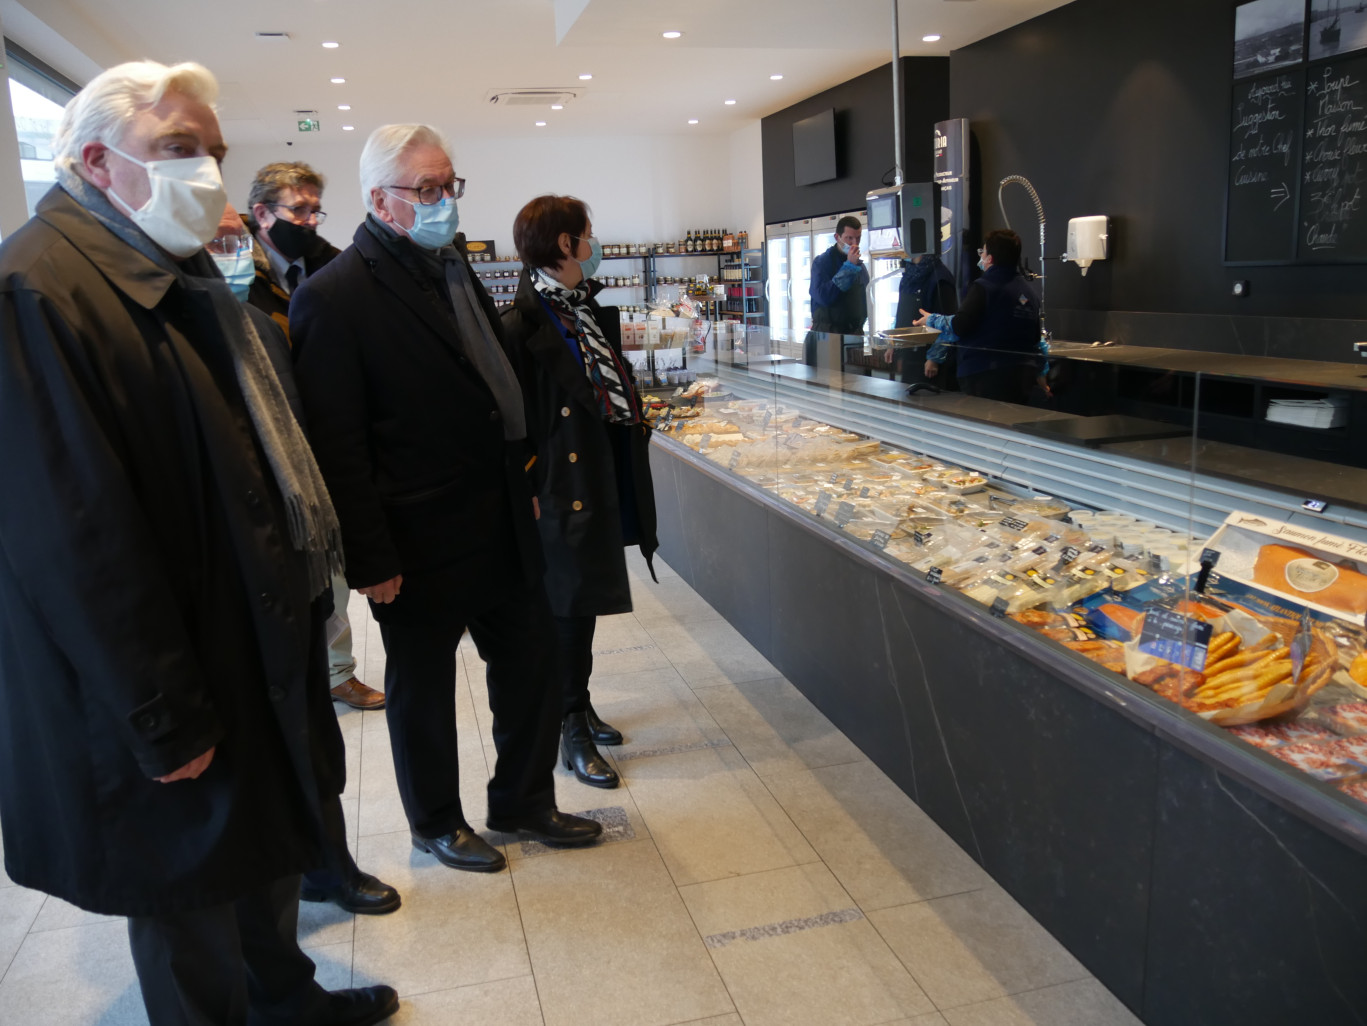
[298,118,320,132]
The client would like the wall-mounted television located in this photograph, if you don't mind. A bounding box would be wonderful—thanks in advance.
[793,108,837,186]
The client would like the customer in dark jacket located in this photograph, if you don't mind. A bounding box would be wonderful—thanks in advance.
[0,60,395,1026]
[889,253,958,385]
[500,195,659,789]
[291,124,602,871]
[915,229,1041,404]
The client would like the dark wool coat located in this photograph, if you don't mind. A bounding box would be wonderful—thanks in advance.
[0,187,339,916]
[289,226,543,623]
[501,272,658,618]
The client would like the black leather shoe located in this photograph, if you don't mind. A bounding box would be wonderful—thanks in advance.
[562,713,619,789]
[411,826,506,872]
[301,872,401,915]
[311,984,399,1026]
[486,809,603,847]
[585,702,624,746]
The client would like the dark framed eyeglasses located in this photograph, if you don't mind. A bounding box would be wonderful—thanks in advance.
[271,202,327,225]
[384,177,466,206]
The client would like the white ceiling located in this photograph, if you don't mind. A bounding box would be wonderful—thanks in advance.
[2,0,1073,144]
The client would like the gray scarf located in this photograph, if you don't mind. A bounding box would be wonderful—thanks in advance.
[60,175,344,598]
[364,216,526,440]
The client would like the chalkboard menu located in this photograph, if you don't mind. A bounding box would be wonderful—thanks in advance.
[1299,55,1367,261]
[1226,72,1303,262]
[1226,34,1367,263]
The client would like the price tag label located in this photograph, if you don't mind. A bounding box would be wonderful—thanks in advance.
[829,472,840,485]
[1088,543,1109,554]
[1059,545,1081,565]
[1001,516,1031,533]
[1149,551,1165,574]
[834,501,856,527]
[728,449,741,470]
[871,529,891,550]
[784,433,804,449]
[762,411,772,430]
[1200,548,1221,568]
[926,567,943,584]
[699,434,711,449]
[859,486,871,498]
[814,492,833,516]
[842,477,854,492]
[663,407,674,424]
[1138,608,1214,671]
[674,420,685,432]
[913,530,933,546]
[990,596,1010,619]
[1031,545,1048,556]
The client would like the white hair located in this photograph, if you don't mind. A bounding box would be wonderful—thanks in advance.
[359,123,454,215]
[53,60,218,182]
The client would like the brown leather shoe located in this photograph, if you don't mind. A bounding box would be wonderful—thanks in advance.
[331,677,385,710]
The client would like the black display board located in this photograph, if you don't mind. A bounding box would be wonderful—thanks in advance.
[1226,71,1303,262]
[1299,55,1367,260]
[1226,8,1367,264]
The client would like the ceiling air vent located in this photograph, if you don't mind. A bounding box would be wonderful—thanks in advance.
[486,89,578,108]
[254,32,292,41]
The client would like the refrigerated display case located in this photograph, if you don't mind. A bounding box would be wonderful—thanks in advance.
[640,335,1367,1026]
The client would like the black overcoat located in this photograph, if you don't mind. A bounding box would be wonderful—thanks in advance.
[501,272,658,617]
[0,187,339,916]
[289,226,542,623]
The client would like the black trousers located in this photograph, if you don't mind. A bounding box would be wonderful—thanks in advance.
[378,583,560,837]
[959,363,1035,405]
[300,793,358,893]
[127,875,322,1026]
[555,614,597,719]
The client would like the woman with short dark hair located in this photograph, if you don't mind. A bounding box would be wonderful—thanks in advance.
[502,195,659,789]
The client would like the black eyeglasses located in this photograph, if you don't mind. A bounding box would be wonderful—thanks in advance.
[271,202,327,225]
[384,177,466,206]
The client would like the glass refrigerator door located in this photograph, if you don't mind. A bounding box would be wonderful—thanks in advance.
[871,257,901,335]
[790,231,814,336]
[766,234,791,341]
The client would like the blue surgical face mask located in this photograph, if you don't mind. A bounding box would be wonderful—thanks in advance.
[977,256,988,272]
[578,235,602,279]
[212,250,255,301]
[386,191,459,249]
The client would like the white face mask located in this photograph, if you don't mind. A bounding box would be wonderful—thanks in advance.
[106,146,228,258]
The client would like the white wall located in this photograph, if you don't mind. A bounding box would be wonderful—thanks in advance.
[223,127,763,258]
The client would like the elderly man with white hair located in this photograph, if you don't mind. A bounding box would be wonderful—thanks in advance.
[0,60,397,1026]
[290,124,602,870]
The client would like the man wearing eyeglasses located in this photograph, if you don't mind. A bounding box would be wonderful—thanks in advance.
[291,124,601,872]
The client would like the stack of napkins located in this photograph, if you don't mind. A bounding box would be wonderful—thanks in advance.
[1265,397,1349,429]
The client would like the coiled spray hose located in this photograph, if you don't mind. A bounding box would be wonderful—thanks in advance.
[997,175,1047,342]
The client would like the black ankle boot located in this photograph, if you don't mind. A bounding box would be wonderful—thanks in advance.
[562,712,619,788]
[585,702,624,746]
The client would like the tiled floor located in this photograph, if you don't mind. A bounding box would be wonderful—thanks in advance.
[0,551,1144,1026]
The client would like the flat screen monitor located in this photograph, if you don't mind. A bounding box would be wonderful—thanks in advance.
[867,192,898,230]
[793,108,836,186]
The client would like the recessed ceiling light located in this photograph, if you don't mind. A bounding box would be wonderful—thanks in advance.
[322,41,340,48]
[535,121,547,127]
[342,125,355,131]
[662,30,682,39]
[922,34,941,42]
[579,73,593,80]
[770,74,783,80]
[551,104,564,110]
[724,99,737,105]
[330,77,345,84]
[688,118,699,124]
[337,104,351,111]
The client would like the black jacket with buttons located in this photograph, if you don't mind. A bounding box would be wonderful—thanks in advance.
[290,224,543,622]
[0,187,338,915]
[501,271,658,618]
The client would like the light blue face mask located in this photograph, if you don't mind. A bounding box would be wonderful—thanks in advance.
[387,191,460,249]
[578,235,603,279]
[212,250,255,301]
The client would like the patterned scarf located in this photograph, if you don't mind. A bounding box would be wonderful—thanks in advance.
[532,269,640,424]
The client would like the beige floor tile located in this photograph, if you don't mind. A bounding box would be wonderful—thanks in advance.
[305,939,354,992]
[764,761,990,911]
[586,631,676,678]
[0,918,146,1025]
[339,796,361,855]
[674,1017,744,1026]
[351,831,528,997]
[388,974,543,1025]
[297,893,356,950]
[693,677,867,778]
[587,667,731,761]
[882,1015,951,1026]
[680,862,933,1026]
[511,838,733,1026]
[0,887,44,978]
[338,712,364,800]
[622,744,818,886]
[869,886,1090,1010]
[941,979,1142,1026]
[630,577,724,627]
[645,619,778,686]
[29,894,120,933]
[627,548,678,580]
[0,830,12,888]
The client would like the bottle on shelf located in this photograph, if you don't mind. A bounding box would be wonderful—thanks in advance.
[685,230,695,253]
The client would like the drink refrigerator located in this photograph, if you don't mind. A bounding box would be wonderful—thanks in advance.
[764,210,872,349]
